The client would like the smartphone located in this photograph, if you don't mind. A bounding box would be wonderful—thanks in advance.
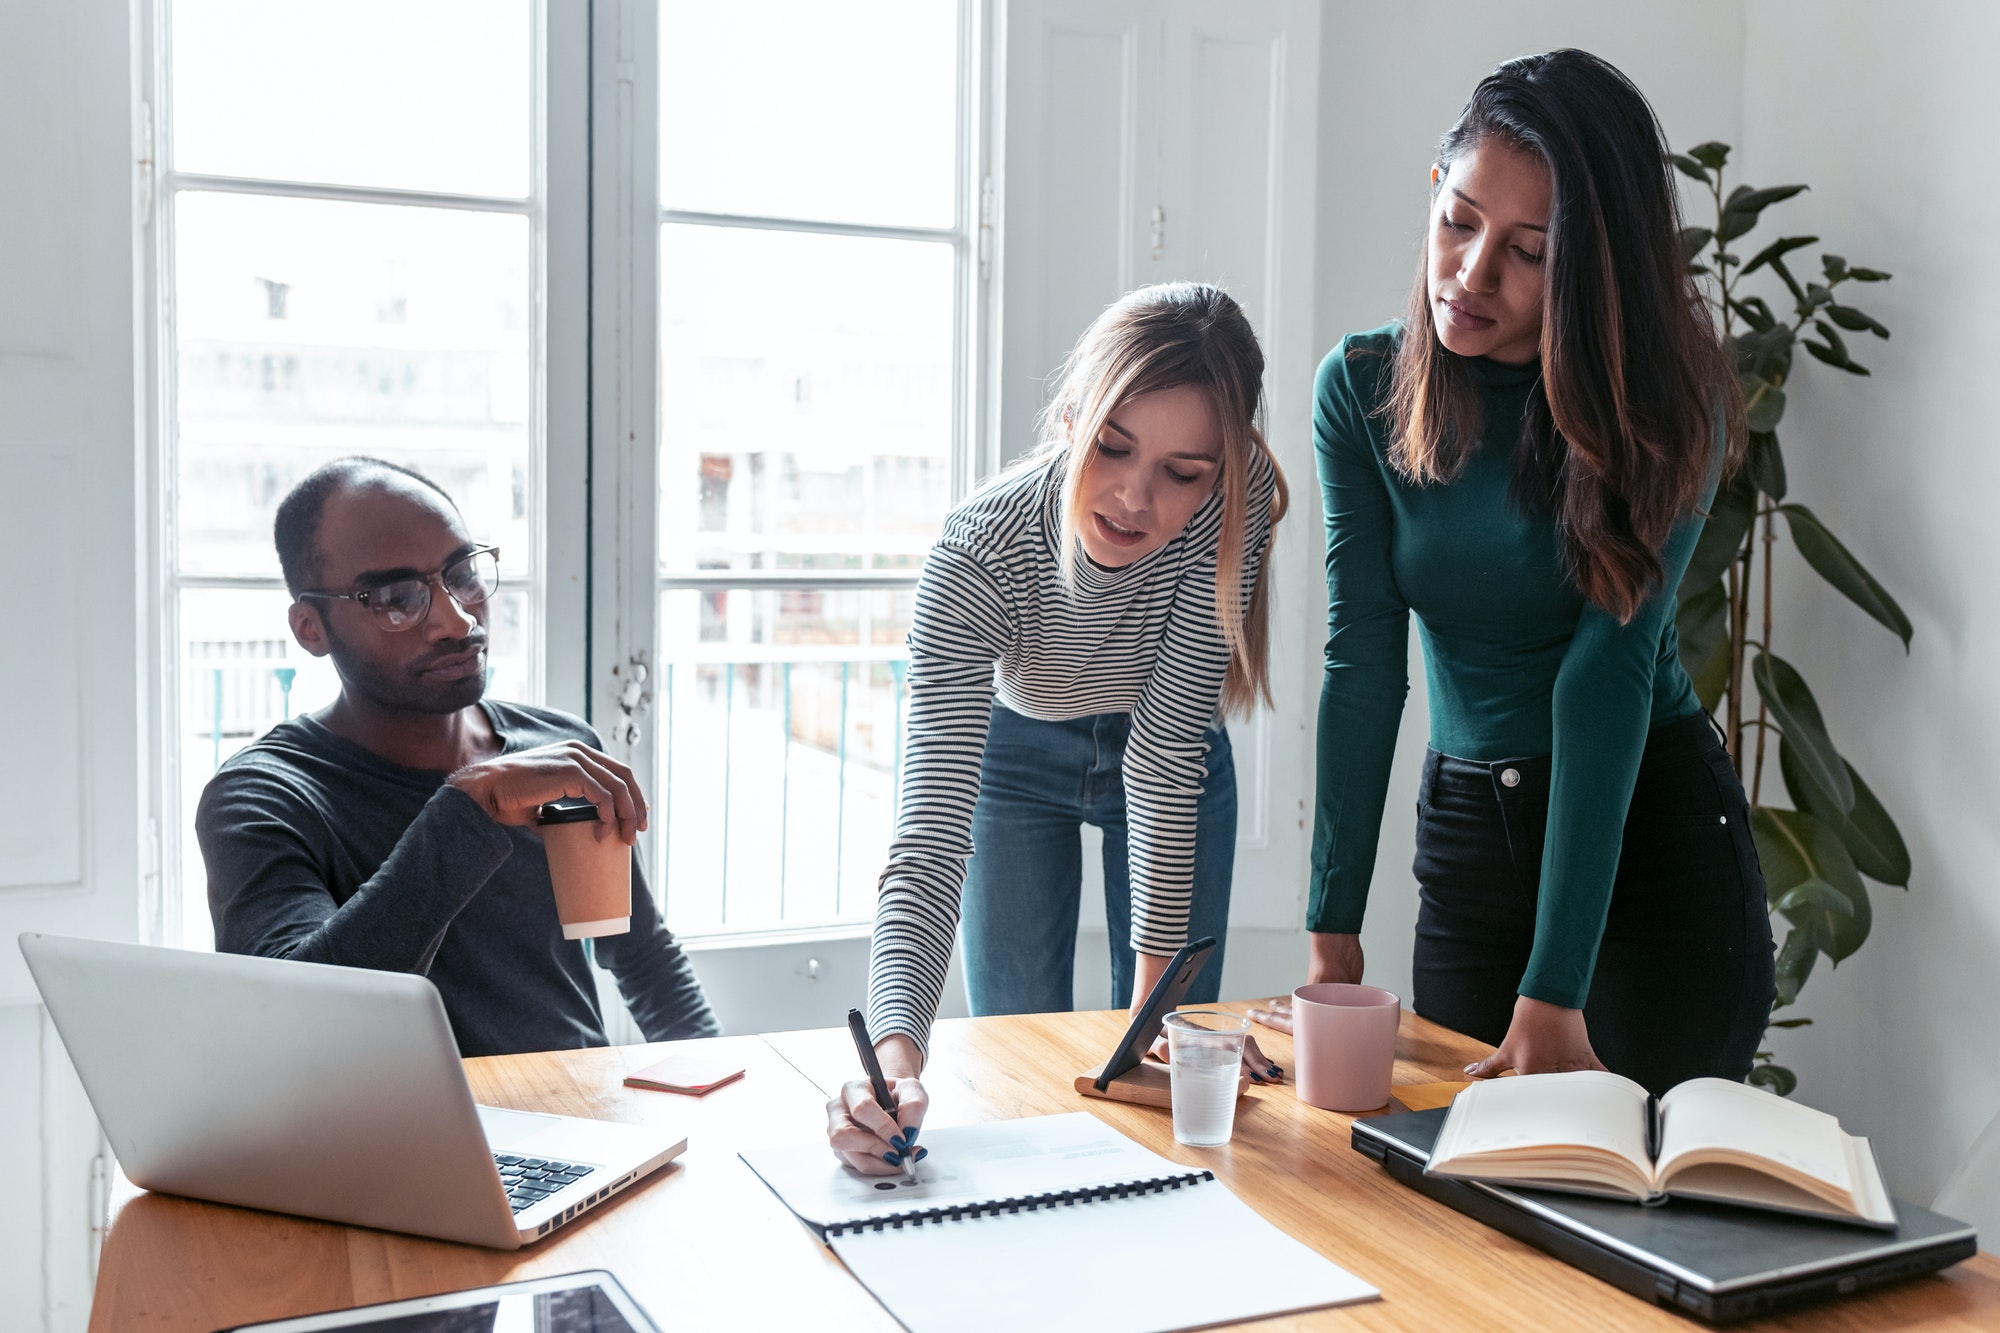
[1093,936,1217,1091]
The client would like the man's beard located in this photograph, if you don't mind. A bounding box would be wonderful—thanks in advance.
[324,622,489,716]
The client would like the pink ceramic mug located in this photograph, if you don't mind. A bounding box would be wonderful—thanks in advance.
[1291,983,1400,1112]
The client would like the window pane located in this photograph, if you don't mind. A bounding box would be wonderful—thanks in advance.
[658,226,954,576]
[658,586,914,934]
[177,586,531,950]
[659,0,957,228]
[170,0,531,197]
[174,191,531,578]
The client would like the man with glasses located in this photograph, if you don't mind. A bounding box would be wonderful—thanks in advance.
[196,457,719,1056]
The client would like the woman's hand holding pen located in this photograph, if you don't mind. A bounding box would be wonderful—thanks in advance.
[827,1033,930,1175]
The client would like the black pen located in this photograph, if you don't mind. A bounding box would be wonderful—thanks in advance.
[848,1008,917,1183]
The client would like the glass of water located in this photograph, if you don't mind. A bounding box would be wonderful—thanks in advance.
[1163,1010,1250,1147]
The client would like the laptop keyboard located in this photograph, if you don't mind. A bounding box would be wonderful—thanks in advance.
[494,1153,597,1213]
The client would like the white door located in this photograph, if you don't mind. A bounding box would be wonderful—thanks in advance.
[999,0,1322,976]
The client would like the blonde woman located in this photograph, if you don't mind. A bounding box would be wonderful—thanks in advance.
[826,283,1288,1172]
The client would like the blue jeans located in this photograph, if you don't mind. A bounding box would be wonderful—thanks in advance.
[959,702,1237,1015]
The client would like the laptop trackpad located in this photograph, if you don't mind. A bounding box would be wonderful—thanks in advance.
[477,1104,565,1150]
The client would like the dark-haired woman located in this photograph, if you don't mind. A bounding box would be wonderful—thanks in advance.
[1268,50,1775,1094]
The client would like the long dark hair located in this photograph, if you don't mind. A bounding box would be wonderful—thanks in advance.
[1384,49,1743,623]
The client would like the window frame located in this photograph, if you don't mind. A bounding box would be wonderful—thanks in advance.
[591,0,997,946]
[141,0,578,948]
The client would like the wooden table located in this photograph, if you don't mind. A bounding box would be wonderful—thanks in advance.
[90,1006,2000,1331]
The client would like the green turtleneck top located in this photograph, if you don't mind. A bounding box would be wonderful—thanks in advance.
[1309,323,1718,1009]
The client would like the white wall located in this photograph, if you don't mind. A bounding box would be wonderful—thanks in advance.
[702,1,1758,1029]
[0,0,148,1328]
[1303,1,1748,1006]
[1735,0,2000,1204]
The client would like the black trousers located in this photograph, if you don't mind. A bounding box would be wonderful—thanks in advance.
[1411,712,1776,1095]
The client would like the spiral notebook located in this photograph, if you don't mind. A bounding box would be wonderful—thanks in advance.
[741,1112,1377,1333]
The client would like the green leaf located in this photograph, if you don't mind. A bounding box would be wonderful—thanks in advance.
[1821,253,1849,282]
[1848,266,1892,282]
[1806,282,1836,309]
[1767,255,1810,309]
[1734,325,1796,381]
[1750,652,1855,811]
[1748,430,1787,499]
[1687,141,1732,170]
[1680,226,1714,263]
[1672,153,1714,183]
[1732,183,1810,213]
[1728,296,1777,333]
[1827,304,1891,338]
[1776,880,1858,922]
[1744,378,1787,433]
[1777,504,1914,647]
[1681,473,1756,592]
[1675,580,1731,709]
[1812,318,1851,365]
[1741,235,1818,276]
[1748,1063,1798,1097]
[1769,1017,1815,1029]
[1752,807,1872,961]
[1780,740,1913,886]
[1804,341,1870,375]
[1772,925,1818,1007]
[1718,183,1809,241]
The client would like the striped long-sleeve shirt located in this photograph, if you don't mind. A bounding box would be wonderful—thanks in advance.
[866,452,1278,1052]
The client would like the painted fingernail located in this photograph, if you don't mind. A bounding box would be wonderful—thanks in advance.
[883,1151,904,1165]
[914,1147,929,1161]
[904,1127,919,1147]
[1266,1064,1282,1077]
[889,1134,909,1151]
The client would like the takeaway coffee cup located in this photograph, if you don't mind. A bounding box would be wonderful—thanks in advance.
[1291,983,1400,1112]
[536,800,632,939]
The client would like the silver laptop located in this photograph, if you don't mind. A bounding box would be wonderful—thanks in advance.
[19,932,686,1250]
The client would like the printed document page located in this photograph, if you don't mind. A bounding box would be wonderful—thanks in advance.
[831,1174,1378,1333]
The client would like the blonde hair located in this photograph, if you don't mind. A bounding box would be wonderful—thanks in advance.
[1023,282,1288,715]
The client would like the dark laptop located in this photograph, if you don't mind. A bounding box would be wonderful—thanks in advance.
[1352,1107,1977,1323]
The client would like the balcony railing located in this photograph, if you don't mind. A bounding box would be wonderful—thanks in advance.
[656,646,909,936]
[186,643,912,940]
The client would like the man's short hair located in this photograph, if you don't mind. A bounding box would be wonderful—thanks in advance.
[273,457,459,596]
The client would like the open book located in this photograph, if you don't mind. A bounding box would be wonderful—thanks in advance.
[1426,1071,1896,1229]
[742,1113,1376,1333]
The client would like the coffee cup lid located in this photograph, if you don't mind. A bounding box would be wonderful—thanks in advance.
[535,799,604,826]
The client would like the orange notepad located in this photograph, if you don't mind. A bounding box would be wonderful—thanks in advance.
[623,1055,746,1096]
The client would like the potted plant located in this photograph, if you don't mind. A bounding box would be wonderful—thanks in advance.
[1672,141,1913,1096]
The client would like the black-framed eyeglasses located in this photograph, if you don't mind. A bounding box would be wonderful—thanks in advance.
[296,546,501,632]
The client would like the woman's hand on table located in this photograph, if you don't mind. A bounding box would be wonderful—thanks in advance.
[1132,950,1284,1084]
[826,1034,929,1174]
[1464,996,1607,1078]
[1245,932,1364,1035]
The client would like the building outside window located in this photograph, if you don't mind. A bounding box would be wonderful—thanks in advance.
[160,0,543,948]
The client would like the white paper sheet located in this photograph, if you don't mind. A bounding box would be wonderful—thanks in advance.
[741,1112,1378,1333]
[832,1176,1377,1333]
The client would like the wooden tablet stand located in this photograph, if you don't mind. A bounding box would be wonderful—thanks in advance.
[1074,1057,1248,1108]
